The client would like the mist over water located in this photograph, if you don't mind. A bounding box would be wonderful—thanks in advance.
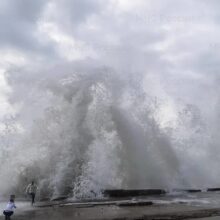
[0,61,219,199]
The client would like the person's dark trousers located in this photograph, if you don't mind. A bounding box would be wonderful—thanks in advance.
[30,193,35,205]
[3,211,13,220]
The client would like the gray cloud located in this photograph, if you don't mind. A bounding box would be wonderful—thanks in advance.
[56,0,103,24]
[0,0,219,110]
[0,0,219,116]
[0,0,56,56]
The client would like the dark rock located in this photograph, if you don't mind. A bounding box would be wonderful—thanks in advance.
[172,189,201,193]
[207,188,220,192]
[103,189,166,197]
[51,196,68,201]
[117,201,153,207]
[39,197,50,202]
[185,189,201,193]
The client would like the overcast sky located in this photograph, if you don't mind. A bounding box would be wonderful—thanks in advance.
[0,0,220,119]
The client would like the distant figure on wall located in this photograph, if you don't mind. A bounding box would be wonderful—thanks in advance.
[3,196,16,220]
[26,181,38,206]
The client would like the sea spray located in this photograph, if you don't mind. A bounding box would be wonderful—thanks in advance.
[0,63,218,199]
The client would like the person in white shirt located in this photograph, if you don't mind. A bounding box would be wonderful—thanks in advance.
[3,198,16,220]
[26,181,38,206]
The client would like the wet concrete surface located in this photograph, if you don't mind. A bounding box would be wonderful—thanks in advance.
[1,191,220,219]
[2,203,220,220]
[189,218,220,220]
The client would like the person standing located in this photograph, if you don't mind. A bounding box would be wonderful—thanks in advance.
[3,197,16,220]
[26,181,38,205]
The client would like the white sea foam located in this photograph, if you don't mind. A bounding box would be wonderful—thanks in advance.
[0,62,219,199]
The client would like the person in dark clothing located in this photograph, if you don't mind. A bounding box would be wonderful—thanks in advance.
[26,181,38,205]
